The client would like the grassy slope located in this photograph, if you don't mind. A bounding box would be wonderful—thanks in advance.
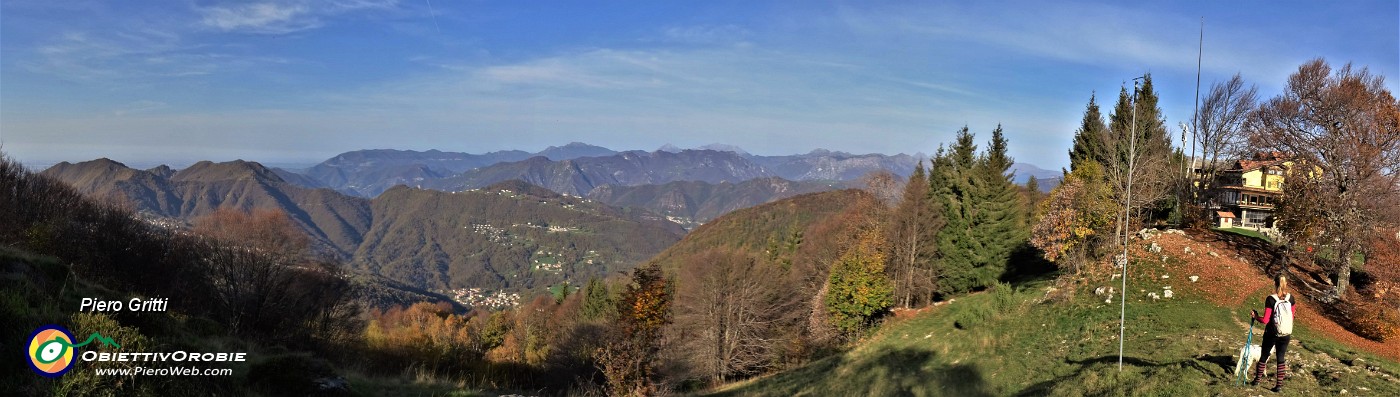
[708,256,1400,396]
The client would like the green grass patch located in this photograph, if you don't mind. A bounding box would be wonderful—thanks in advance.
[1214,227,1274,244]
[707,265,1400,396]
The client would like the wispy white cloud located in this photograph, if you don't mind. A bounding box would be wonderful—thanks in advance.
[21,0,395,83]
[197,0,397,34]
[200,3,318,34]
[26,30,288,82]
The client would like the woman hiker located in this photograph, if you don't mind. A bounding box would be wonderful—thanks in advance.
[1250,273,1295,392]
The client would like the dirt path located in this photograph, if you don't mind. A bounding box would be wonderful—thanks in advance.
[1149,230,1400,361]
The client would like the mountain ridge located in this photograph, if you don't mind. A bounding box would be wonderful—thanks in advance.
[40,159,686,298]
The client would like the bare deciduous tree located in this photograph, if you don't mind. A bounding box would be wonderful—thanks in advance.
[859,170,901,207]
[674,248,794,384]
[885,162,940,308]
[1248,58,1400,299]
[1194,73,1259,199]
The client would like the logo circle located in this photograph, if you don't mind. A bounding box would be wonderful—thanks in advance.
[27,325,76,377]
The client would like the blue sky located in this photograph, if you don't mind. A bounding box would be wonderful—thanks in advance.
[1,1,1396,169]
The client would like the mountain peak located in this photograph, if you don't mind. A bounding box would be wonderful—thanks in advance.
[41,158,136,177]
[536,142,616,160]
[171,160,285,183]
[39,158,151,195]
[146,164,175,179]
[657,143,683,153]
[698,143,750,156]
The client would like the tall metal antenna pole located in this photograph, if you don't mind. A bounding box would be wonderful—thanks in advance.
[1119,76,1143,372]
[1189,18,1203,192]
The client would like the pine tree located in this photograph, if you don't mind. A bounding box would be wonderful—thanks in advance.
[932,127,984,294]
[580,277,615,320]
[1133,75,1173,164]
[931,126,1030,293]
[971,125,1028,285]
[1103,75,1176,240]
[1108,85,1136,170]
[1069,93,1109,172]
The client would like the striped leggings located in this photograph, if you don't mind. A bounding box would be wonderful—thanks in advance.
[1254,332,1291,387]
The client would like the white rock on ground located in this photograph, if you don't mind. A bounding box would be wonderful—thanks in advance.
[1189,275,1200,282]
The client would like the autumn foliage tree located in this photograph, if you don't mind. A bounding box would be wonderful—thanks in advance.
[825,228,893,338]
[1248,58,1400,299]
[363,302,478,372]
[1031,162,1116,273]
[597,264,672,396]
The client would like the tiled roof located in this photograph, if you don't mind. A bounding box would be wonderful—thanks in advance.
[1216,211,1236,218]
[1230,152,1288,172]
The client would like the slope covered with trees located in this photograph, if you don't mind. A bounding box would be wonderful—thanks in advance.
[585,176,842,227]
[354,182,685,292]
[40,159,688,299]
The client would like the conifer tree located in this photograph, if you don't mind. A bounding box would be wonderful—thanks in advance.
[1069,93,1109,172]
[580,277,615,321]
[1133,75,1173,159]
[1103,76,1175,241]
[970,126,1028,285]
[1025,177,1043,207]
[932,127,984,294]
[930,126,1030,293]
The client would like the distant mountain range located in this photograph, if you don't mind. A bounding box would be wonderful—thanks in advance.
[42,158,684,297]
[586,177,847,227]
[40,143,1059,301]
[281,143,929,198]
[294,142,619,197]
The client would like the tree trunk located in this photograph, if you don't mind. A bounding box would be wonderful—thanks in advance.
[1336,247,1353,300]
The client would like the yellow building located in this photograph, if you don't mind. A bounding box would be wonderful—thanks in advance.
[1212,152,1289,229]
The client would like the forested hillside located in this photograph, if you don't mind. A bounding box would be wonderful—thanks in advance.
[588,177,843,227]
[354,182,685,294]
[43,158,372,254]
[41,159,686,299]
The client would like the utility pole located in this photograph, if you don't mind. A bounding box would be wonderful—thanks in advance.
[1119,75,1144,373]
[1189,18,1203,200]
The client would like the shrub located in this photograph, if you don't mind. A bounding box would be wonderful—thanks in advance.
[952,301,995,330]
[992,282,1018,312]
